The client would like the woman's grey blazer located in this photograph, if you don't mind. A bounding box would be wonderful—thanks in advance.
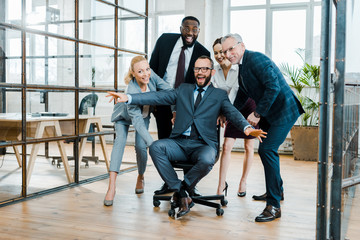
[111,71,171,146]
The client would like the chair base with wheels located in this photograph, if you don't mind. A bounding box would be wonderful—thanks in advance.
[153,192,227,217]
[152,161,228,218]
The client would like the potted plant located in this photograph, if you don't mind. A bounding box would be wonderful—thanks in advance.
[280,49,320,161]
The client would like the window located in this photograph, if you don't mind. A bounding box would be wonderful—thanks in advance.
[230,9,266,53]
[230,1,322,67]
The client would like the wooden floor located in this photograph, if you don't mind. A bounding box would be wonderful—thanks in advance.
[0,145,359,240]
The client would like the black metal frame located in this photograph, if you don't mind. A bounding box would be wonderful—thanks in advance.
[317,0,360,239]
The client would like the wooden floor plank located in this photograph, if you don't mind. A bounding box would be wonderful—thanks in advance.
[0,145,359,239]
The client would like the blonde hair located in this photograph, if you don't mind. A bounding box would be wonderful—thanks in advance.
[124,56,147,85]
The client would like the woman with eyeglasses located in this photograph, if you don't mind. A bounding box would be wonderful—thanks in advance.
[211,37,258,197]
[103,56,171,206]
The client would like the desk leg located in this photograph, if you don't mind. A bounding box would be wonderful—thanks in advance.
[78,119,91,166]
[13,146,22,167]
[26,122,45,185]
[54,122,74,183]
[95,121,110,171]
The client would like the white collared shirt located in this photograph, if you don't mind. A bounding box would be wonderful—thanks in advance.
[141,85,150,118]
[163,37,194,88]
[211,64,239,104]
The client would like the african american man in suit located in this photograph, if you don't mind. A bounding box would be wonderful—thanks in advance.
[150,16,210,195]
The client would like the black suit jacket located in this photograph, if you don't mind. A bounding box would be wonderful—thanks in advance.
[149,33,210,84]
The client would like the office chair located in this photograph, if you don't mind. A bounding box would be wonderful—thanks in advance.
[152,126,228,217]
[52,93,98,168]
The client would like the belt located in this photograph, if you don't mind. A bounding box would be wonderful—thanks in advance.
[178,135,202,140]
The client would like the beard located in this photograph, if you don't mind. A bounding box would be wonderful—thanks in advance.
[181,34,198,48]
[196,74,212,88]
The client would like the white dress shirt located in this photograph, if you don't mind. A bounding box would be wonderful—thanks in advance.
[163,37,194,88]
[211,64,239,104]
[141,85,150,118]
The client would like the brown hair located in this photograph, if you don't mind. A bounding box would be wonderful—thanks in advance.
[212,37,222,48]
[124,55,147,85]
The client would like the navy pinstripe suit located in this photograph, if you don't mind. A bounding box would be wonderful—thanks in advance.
[234,50,304,208]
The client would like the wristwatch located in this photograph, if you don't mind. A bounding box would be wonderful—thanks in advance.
[253,111,261,118]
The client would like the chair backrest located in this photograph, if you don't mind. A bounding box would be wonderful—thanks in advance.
[79,94,98,115]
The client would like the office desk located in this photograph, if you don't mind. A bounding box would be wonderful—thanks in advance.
[0,113,110,184]
[59,115,110,171]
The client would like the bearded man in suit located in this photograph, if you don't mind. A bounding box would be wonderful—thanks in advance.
[106,56,266,218]
[150,16,210,195]
[222,33,305,222]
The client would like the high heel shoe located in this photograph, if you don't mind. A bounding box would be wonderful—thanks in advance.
[222,181,228,196]
[104,190,116,206]
[237,181,246,197]
[135,175,144,194]
[237,191,246,197]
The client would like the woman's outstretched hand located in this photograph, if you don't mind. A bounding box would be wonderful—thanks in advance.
[244,128,267,142]
[106,92,129,103]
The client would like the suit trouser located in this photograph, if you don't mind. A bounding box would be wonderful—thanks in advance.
[153,105,173,139]
[109,118,150,175]
[257,118,297,208]
[149,138,217,192]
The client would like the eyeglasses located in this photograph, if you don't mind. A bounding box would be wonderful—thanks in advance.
[223,42,241,55]
[181,26,200,34]
[194,67,213,73]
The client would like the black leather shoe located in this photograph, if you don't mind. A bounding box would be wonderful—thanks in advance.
[176,196,194,218]
[154,183,173,195]
[170,192,180,208]
[188,186,201,197]
[252,192,284,201]
[255,205,281,222]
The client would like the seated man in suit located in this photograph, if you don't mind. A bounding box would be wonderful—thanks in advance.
[106,56,266,218]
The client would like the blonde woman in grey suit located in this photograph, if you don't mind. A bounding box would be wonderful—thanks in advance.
[104,56,171,206]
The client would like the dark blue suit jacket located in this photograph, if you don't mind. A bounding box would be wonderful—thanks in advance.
[234,50,304,125]
[149,33,210,84]
[130,83,250,151]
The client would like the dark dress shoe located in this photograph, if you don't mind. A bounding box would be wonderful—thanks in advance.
[170,192,180,208]
[154,183,173,195]
[188,186,201,197]
[255,205,281,222]
[176,196,194,218]
[252,192,284,201]
[237,191,246,197]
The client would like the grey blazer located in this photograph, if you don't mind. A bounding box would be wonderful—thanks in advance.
[111,71,171,146]
[130,83,250,150]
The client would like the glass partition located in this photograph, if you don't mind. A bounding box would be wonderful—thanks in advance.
[79,0,115,47]
[26,33,75,86]
[26,0,75,38]
[1,28,22,85]
[79,43,114,88]
[0,0,147,206]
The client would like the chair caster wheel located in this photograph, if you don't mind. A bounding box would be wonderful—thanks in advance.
[168,209,175,218]
[221,199,228,206]
[52,160,55,165]
[57,163,61,168]
[216,208,224,216]
[153,200,160,207]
